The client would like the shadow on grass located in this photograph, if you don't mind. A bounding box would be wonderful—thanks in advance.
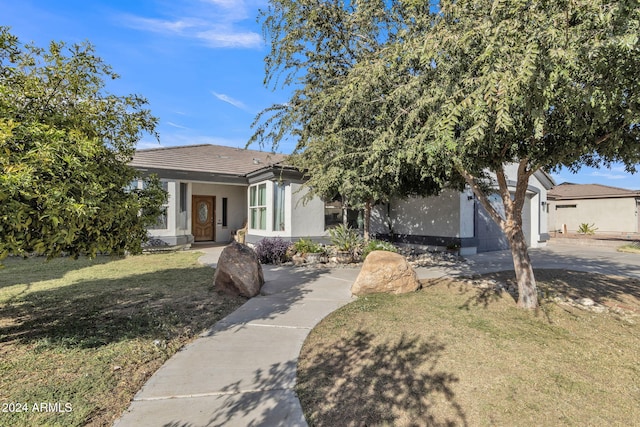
[160,331,465,427]
[0,266,243,348]
[296,330,467,427]
[476,269,640,309]
[0,255,116,289]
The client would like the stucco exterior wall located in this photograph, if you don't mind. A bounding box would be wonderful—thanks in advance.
[386,190,461,237]
[370,191,473,238]
[548,197,639,234]
[290,183,326,238]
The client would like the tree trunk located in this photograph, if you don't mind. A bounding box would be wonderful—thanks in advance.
[457,160,539,309]
[342,195,348,227]
[509,227,538,308]
[363,200,372,242]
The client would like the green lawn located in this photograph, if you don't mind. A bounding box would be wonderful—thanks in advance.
[297,270,640,426]
[0,252,245,427]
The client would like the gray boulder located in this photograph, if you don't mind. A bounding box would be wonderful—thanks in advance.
[351,250,420,296]
[214,242,264,297]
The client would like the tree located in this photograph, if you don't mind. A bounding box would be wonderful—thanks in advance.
[0,27,166,260]
[256,0,640,309]
[381,0,640,308]
[252,0,454,240]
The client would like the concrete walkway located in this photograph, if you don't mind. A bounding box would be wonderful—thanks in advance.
[114,243,640,426]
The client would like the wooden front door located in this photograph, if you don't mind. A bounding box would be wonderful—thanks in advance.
[192,196,215,241]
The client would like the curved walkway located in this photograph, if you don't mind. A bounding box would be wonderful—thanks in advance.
[114,243,640,426]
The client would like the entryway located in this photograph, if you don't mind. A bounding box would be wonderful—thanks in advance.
[192,196,216,242]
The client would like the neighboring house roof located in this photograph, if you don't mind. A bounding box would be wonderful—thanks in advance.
[548,183,640,200]
[131,144,288,176]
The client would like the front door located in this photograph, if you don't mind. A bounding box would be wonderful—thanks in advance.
[192,196,215,241]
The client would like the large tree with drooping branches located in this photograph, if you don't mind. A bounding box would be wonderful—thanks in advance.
[254,0,640,308]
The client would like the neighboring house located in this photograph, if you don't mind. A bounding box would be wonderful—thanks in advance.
[131,144,554,254]
[547,183,640,235]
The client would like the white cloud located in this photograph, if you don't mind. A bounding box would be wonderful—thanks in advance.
[590,171,627,180]
[118,2,261,49]
[212,91,248,110]
[122,16,202,35]
[166,121,189,129]
[197,29,261,48]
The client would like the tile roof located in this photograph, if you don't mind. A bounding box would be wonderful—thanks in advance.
[548,182,640,200]
[131,144,288,176]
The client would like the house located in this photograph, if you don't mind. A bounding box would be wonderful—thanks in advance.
[130,144,321,246]
[131,144,554,254]
[369,166,555,254]
[547,183,640,235]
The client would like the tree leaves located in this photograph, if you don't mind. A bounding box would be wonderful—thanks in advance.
[0,27,166,260]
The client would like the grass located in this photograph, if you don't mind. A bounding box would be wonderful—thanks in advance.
[618,242,640,254]
[0,252,245,427]
[297,270,640,426]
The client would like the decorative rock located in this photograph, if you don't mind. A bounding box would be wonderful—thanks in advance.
[351,250,420,296]
[578,297,595,307]
[214,242,264,297]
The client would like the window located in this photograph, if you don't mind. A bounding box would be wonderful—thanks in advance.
[148,181,169,230]
[324,196,359,230]
[149,208,168,229]
[222,197,228,227]
[125,179,140,192]
[178,183,188,229]
[273,182,285,231]
[250,183,267,230]
[179,183,187,213]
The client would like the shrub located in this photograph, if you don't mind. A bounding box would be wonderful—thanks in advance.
[293,238,324,254]
[362,239,398,260]
[254,237,293,264]
[328,224,362,252]
[577,223,598,235]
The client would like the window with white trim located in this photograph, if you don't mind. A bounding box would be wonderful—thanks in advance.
[148,181,169,230]
[250,183,267,230]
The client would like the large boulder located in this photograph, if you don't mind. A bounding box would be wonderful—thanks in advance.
[351,250,420,296]
[214,242,264,297]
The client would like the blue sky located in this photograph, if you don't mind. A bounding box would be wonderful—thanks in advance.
[2,0,639,190]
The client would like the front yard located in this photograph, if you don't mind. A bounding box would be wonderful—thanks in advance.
[0,252,245,427]
[297,269,640,426]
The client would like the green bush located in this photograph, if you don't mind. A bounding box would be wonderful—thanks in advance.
[328,224,362,252]
[577,223,598,235]
[293,238,324,254]
[362,240,398,260]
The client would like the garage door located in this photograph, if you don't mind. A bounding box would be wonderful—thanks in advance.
[475,194,533,252]
[475,194,509,252]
